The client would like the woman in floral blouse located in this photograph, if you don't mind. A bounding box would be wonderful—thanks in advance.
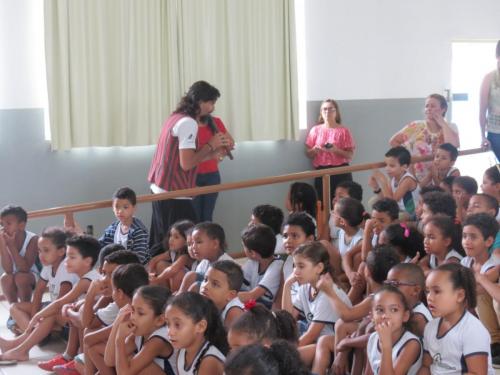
[389,94,460,182]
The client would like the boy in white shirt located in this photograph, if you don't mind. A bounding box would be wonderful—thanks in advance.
[239,224,283,309]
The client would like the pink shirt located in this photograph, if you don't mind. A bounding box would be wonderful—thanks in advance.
[305,124,355,168]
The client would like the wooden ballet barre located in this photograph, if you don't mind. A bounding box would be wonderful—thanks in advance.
[27,147,488,220]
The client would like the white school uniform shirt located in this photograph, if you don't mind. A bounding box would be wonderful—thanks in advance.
[96,302,120,326]
[367,330,422,375]
[413,302,433,325]
[177,341,225,375]
[390,171,419,215]
[423,311,494,375]
[328,215,340,248]
[293,281,351,337]
[221,297,244,324]
[39,262,79,301]
[195,252,234,276]
[429,249,463,269]
[337,228,363,257]
[275,234,285,254]
[77,269,101,300]
[241,258,284,307]
[135,325,177,375]
[11,231,39,275]
[460,256,500,274]
[113,223,129,248]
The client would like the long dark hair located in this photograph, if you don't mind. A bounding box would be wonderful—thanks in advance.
[174,81,220,118]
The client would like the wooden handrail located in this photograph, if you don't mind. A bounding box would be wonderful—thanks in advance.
[28,147,488,219]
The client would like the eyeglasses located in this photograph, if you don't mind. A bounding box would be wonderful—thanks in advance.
[383,280,417,288]
[321,107,336,112]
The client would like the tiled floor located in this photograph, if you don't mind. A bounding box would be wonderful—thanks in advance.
[0,298,65,375]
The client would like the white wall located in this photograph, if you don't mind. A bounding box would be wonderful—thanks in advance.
[304,0,500,100]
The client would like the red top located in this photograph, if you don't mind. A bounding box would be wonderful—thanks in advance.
[197,116,227,174]
[305,124,355,168]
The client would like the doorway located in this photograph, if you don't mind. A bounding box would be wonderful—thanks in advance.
[451,41,498,184]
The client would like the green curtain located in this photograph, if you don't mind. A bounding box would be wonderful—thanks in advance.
[44,0,298,150]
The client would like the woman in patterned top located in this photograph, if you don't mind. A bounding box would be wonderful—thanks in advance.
[389,94,460,182]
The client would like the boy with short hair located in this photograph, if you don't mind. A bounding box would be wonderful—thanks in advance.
[0,235,100,362]
[369,146,419,219]
[200,260,244,328]
[99,187,150,264]
[361,198,399,261]
[239,224,283,309]
[461,213,500,357]
[420,142,460,188]
[452,176,479,222]
[321,181,363,244]
[83,263,149,375]
[250,204,285,254]
[0,205,40,303]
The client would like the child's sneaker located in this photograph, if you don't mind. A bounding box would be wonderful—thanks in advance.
[53,360,78,375]
[38,354,69,371]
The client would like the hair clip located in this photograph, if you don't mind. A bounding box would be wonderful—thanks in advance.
[400,223,410,238]
[244,299,257,311]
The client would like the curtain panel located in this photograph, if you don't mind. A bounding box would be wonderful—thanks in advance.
[44,0,298,150]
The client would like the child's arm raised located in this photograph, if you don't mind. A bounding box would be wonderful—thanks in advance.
[104,304,132,367]
[281,274,300,320]
[0,233,14,273]
[81,279,108,328]
[377,321,421,375]
[361,219,376,262]
[317,273,372,322]
[115,322,172,375]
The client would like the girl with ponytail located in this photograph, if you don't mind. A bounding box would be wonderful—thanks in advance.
[165,292,227,375]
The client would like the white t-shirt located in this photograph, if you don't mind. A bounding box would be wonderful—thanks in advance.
[39,262,79,301]
[367,330,422,375]
[195,252,234,276]
[96,302,120,326]
[241,258,284,307]
[172,117,198,149]
[177,341,225,375]
[274,234,285,254]
[337,228,363,257]
[413,302,433,325]
[113,223,129,248]
[423,311,494,375]
[77,269,101,300]
[429,249,463,269]
[293,281,351,338]
[460,256,500,274]
[221,297,244,324]
[135,325,177,374]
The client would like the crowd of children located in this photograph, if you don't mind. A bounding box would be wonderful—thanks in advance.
[1,143,500,375]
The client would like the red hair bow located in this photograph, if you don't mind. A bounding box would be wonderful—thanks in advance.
[244,299,257,311]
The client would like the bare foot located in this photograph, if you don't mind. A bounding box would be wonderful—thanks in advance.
[0,336,17,352]
[0,348,29,362]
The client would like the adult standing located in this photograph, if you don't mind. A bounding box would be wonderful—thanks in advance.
[480,40,500,161]
[305,99,355,207]
[193,116,234,222]
[389,94,460,182]
[148,81,229,249]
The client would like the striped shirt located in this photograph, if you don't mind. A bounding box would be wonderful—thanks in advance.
[148,113,198,192]
[99,217,150,264]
